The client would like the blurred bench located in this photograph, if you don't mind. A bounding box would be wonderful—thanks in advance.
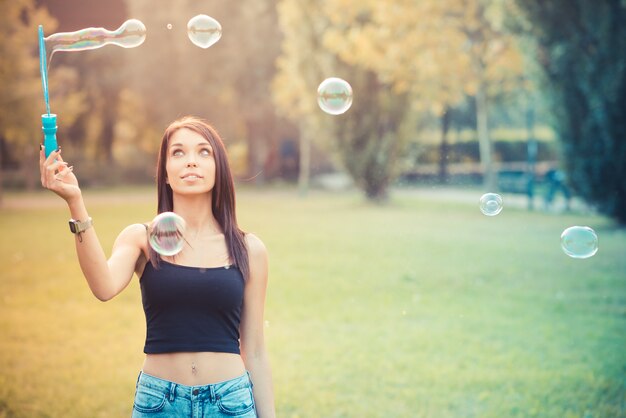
[497,170,530,194]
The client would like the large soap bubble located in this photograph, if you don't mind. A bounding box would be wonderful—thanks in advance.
[149,212,186,257]
[317,77,353,115]
[479,193,503,216]
[187,15,222,48]
[561,226,598,259]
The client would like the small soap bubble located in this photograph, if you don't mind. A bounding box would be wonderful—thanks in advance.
[561,226,598,259]
[317,77,353,115]
[149,212,186,256]
[167,23,173,30]
[479,193,503,216]
[187,15,222,48]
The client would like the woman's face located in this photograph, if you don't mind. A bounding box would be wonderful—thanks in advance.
[165,128,216,195]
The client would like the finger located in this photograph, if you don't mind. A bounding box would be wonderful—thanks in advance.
[47,160,68,176]
[43,159,68,188]
[40,145,46,186]
[42,149,64,179]
[55,166,74,181]
[44,148,61,166]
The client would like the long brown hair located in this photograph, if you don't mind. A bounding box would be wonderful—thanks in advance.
[148,116,249,280]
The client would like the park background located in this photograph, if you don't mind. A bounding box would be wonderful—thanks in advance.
[1,0,625,417]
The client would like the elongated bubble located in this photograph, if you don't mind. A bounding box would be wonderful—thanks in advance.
[187,15,222,48]
[149,212,186,257]
[44,19,146,60]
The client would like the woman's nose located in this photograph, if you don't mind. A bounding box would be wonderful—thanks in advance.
[186,155,198,167]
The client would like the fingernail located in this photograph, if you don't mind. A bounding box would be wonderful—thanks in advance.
[39,144,43,150]
[56,146,62,153]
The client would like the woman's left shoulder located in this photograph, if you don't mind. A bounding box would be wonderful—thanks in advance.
[244,233,268,279]
[244,232,267,256]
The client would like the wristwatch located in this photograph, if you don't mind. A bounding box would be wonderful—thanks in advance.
[69,217,93,235]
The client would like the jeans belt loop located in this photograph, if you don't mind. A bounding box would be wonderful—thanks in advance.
[169,382,177,402]
[210,384,216,402]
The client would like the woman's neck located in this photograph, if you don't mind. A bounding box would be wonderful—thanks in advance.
[172,194,222,236]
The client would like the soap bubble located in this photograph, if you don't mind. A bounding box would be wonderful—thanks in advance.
[561,226,598,259]
[187,15,222,48]
[317,77,353,115]
[167,23,173,30]
[479,193,503,216]
[149,212,186,256]
[44,19,147,59]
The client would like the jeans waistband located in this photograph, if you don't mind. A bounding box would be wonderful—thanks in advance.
[136,370,253,402]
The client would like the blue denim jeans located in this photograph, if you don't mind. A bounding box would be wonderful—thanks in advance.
[131,370,257,417]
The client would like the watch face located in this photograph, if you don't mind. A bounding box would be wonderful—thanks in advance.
[69,221,78,233]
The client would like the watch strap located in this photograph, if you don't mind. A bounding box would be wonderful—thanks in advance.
[69,217,93,234]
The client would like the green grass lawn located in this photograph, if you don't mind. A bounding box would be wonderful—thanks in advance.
[1,186,625,418]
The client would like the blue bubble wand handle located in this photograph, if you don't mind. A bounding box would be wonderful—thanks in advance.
[39,25,57,158]
[42,114,58,158]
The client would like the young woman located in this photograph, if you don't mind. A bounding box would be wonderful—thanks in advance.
[40,116,275,417]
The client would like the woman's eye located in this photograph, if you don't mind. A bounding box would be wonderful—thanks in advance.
[172,149,183,157]
[200,148,212,156]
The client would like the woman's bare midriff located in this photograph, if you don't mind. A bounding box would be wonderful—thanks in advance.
[142,352,246,386]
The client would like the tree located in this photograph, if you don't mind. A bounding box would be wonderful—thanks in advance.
[513,0,626,223]
[439,0,525,190]
[229,0,283,183]
[275,0,526,199]
[274,0,429,200]
[125,0,283,182]
[0,0,58,201]
[273,0,337,195]
[274,0,524,199]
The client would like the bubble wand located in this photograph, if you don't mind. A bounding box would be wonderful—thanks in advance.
[37,19,147,158]
[39,25,57,158]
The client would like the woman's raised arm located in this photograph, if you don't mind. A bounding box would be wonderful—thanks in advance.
[40,147,143,301]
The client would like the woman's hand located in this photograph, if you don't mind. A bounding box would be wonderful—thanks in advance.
[40,147,81,203]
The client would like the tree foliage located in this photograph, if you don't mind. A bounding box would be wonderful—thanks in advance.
[514,0,626,223]
[125,0,283,181]
[273,0,524,199]
[0,0,57,195]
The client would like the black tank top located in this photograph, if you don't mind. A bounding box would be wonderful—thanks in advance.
[140,260,244,354]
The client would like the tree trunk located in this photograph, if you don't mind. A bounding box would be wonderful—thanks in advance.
[297,120,311,196]
[476,81,495,191]
[0,137,4,207]
[365,182,388,203]
[438,106,451,184]
[245,118,266,185]
[526,93,537,210]
[23,146,37,191]
[101,103,115,164]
